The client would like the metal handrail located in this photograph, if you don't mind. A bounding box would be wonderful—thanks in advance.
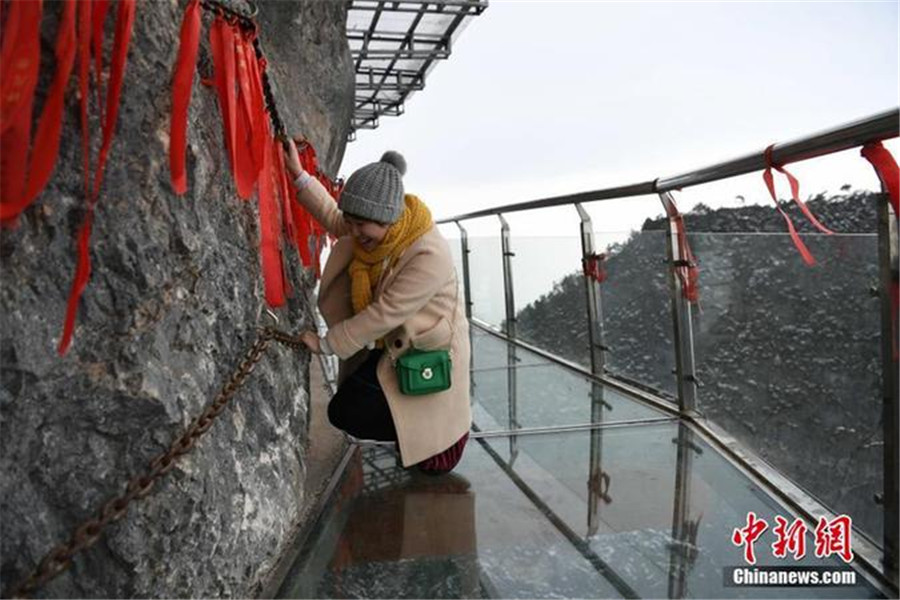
[439,106,900,585]
[436,107,899,224]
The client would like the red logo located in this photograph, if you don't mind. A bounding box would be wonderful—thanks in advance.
[732,513,854,564]
[814,515,854,563]
[732,511,768,565]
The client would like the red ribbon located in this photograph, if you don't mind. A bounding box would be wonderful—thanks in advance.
[209,17,238,190]
[60,0,136,355]
[662,197,700,304]
[674,214,699,304]
[860,141,899,361]
[762,145,834,266]
[0,0,42,218]
[861,142,899,219]
[14,0,78,220]
[582,253,607,284]
[169,0,201,195]
[232,30,259,200]
[258,134,286,307]
[77,0,92,200]
[92,0,135,199]
[91,0,110,122]
[0,0,41,134]
[244,32,267,171]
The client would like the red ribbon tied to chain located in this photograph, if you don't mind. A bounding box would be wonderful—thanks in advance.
[762,144,834,266]
[1,0,78,226]
[0,0,42,222]
[169,0,201,195]
[59,0,137,355]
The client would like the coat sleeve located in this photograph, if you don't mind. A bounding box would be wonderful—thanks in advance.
[325,246,451,360]
[294,175,351,238]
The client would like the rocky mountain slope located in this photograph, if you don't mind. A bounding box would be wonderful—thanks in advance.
[516,192,886,541]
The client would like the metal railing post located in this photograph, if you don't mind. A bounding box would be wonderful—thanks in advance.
[499,214,517,339]
[876,190,899,578]
[499,214,518,460]
[575,203,611,534]
[575,203,607,376]
[659,191,698,414]
[454,220,476,378]
[454,221,474,321]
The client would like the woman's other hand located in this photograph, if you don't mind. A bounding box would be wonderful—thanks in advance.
[283,138,304,179]
[301,331,322,354]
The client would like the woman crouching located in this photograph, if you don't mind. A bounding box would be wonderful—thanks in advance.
[283,140,471,474]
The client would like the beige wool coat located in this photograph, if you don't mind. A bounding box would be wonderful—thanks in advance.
[296,178,472,467]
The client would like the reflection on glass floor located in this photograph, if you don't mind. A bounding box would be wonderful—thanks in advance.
[275,329,886,599]
[277,425,883,599]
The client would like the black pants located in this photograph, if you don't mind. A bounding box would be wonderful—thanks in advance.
[328,349,398,442]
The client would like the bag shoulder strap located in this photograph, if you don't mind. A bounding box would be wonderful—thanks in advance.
[386,268,460,364]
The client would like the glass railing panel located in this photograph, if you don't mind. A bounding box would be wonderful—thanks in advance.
[470,352,670,432]
[464,217,506,333]
[476,424,885,599]
[687,230,883,544]
[436,223,463,272]
[502,208,589,363]
[582,195,679,397]
[509,234,589,364]
[596,230,676,396]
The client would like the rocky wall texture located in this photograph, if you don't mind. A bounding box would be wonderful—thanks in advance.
[0,0,353,597]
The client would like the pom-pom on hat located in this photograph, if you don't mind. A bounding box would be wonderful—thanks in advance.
[339,151,407,224]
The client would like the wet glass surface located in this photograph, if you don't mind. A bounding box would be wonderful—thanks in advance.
[277,424,884,599]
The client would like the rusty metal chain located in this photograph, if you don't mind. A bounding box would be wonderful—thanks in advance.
[8,327,305,598]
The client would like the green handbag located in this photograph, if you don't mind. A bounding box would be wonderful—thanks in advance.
[391,271,459,396]
[395,348,453,396]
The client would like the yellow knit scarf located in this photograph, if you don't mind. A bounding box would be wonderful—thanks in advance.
[349,194,433,316]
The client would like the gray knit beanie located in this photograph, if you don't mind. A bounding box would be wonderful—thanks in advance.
[339,151,407,224]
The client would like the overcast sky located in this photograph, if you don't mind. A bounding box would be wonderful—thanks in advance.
[342,1,899,236]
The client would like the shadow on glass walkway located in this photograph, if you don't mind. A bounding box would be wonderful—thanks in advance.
[273,109,899,599]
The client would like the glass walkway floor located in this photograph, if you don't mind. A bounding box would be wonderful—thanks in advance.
[274,327,888,599]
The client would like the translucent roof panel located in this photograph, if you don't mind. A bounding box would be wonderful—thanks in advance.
[346,0,488,138]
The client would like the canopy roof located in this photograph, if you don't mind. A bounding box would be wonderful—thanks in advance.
[347,0,488,140]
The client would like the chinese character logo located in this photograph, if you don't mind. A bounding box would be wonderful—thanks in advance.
[732,513,854,564]
[732,511,768,565]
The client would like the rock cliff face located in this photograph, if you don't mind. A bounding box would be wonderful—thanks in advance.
[0,1,353,597]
